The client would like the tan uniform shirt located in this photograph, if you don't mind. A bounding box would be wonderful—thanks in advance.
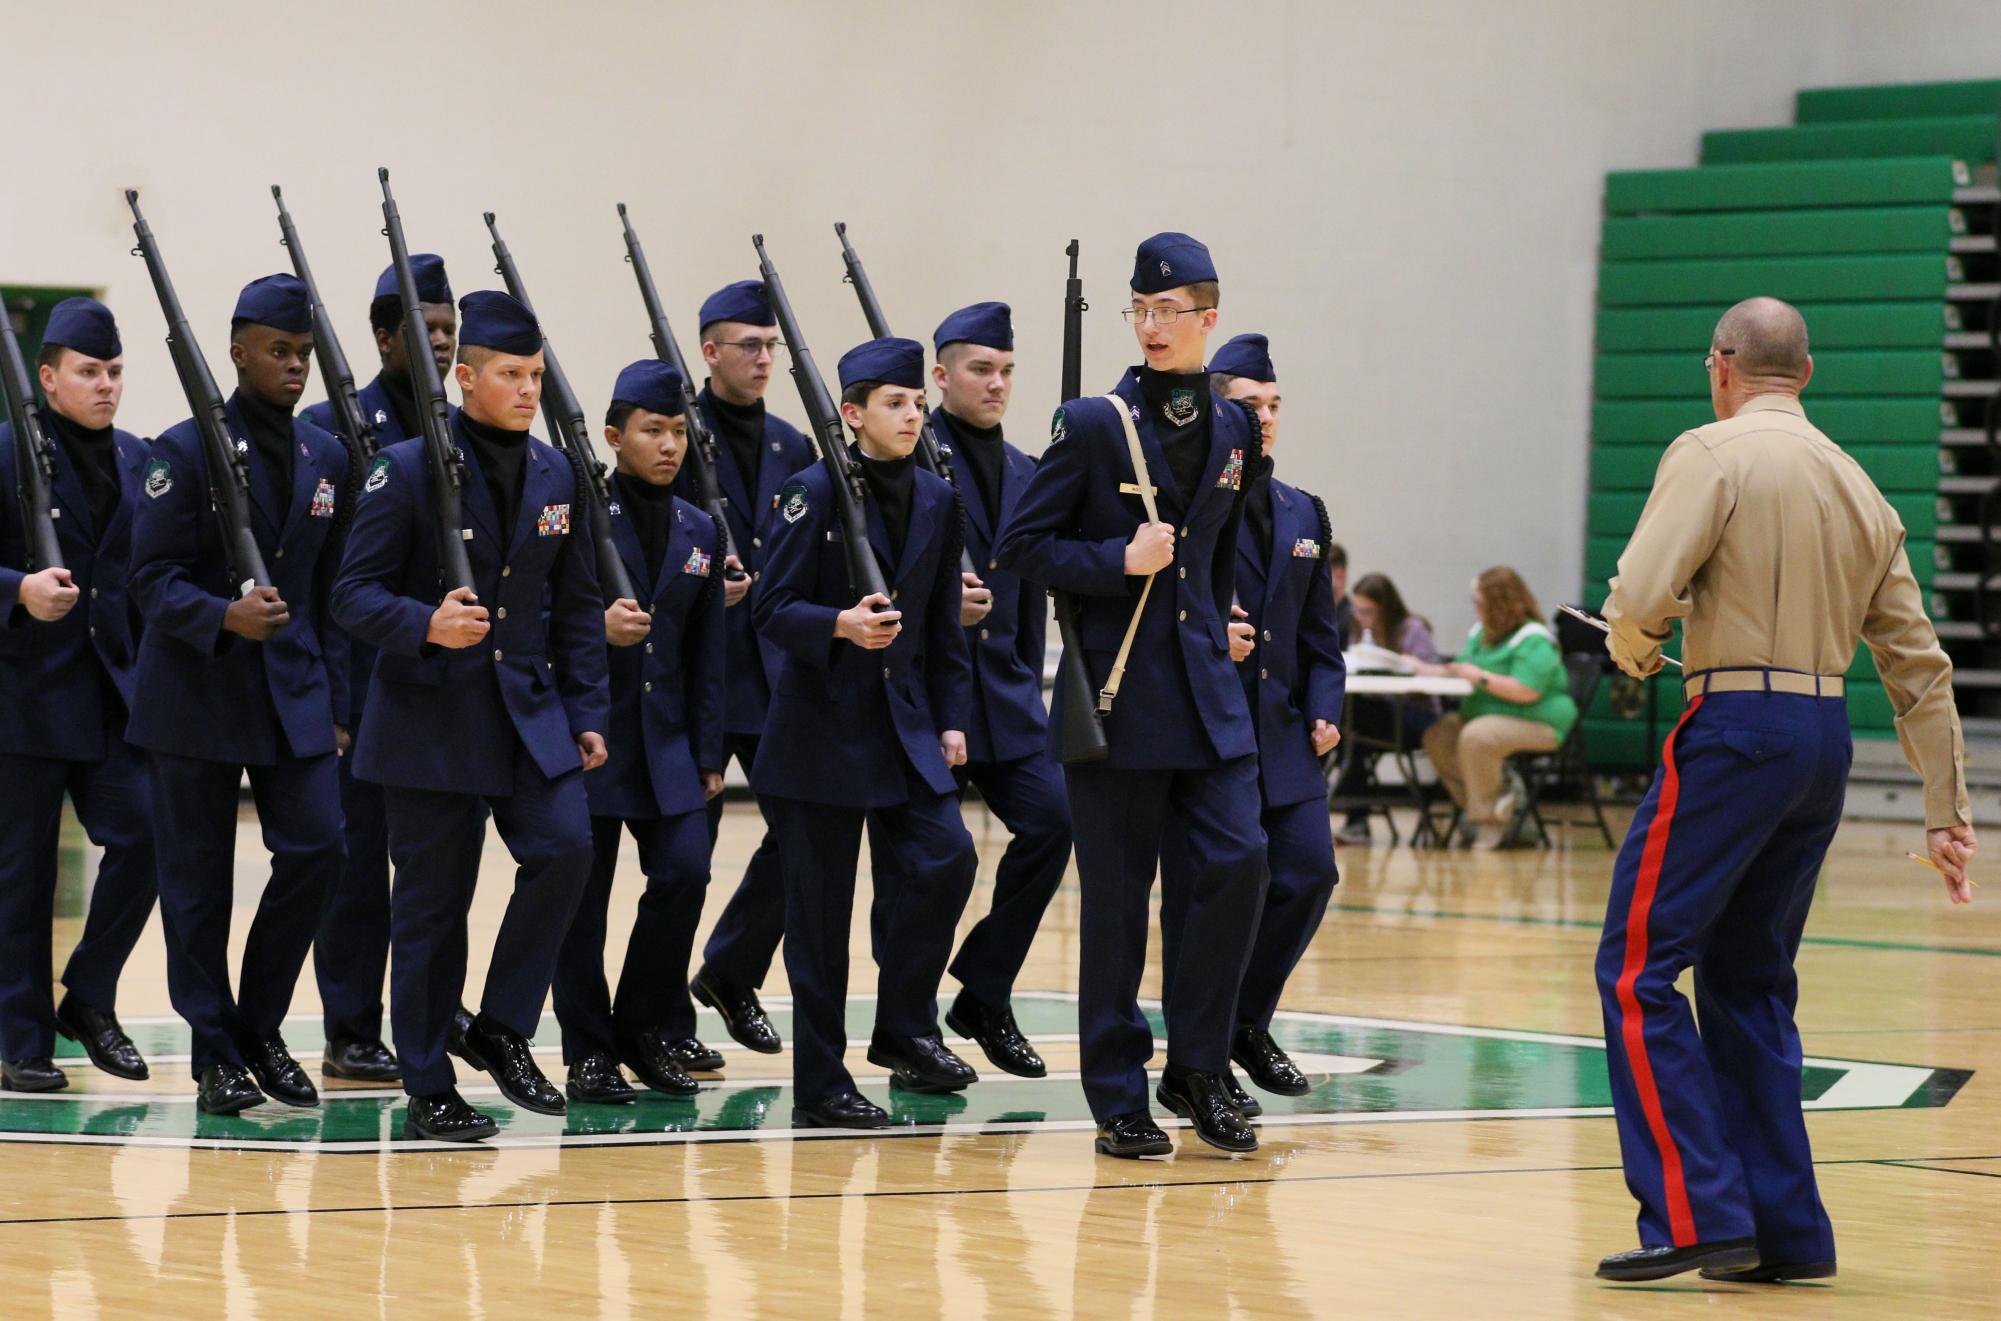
[1604,393,1969,828]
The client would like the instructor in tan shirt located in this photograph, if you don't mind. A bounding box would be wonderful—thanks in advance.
[1592,298,1975,1287]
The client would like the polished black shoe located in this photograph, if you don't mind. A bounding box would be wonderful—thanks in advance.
[465,1015,565,1116]
[1231,1025,1310,1097]
[1156,1068,1258,1154]
[793,1090,890,1129]
[322,1037,402,1083]
[1596,1238,1759,1281]
[404,1088,498,1142]
[944,990,1046,1079]
[662,1037,725,1073]
[1222,1067,1263,1119]
[249,1039,320,1108]
[446,1006,486,1072]
[1095,1111,1173,1159]
[689,968,782,1054]
[617,1029,699,1096]
[1699,1259,1835,1283]
[566,1055,637,1105]
[0,1057,68,1093]
[196,1063,265,1115]
[55,995,148,1081]
[867,1031,977,1093]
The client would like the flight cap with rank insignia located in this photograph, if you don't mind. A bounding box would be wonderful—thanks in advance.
[699,279,775,333]
[1131,232,1216,294]
[231,274,312,333]
[837,336,924,391]
[610,359,687,418]
[933,301,1013,353]
[373,253,453,305]
[457,290,543,355]
[41,297,121,360]
[1208,332,1275,383]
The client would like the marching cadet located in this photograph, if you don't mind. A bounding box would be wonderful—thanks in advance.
[754,336,978,1129]
[679,279,813,1056]
[128,274,350,1115]
[332,290,609,1143]
[0,299,157,1091]
[551,359,726,1104]
[886,301,1073,1077]
[301,252,456,1085]
[996,233,1266,1158]
[1593,298,1974,1282]
[1161,333,1344,1116]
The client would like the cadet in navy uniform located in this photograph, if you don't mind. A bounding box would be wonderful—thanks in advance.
[552,360,726,1105]
[128,274,351,1115]
[332,290,609,1142]
[878,301,1073,1078]
[755,336,978,1129]
[1162,333,1344,1115]
[0,299,158,1091]
[996,233,1266,1158]
[680,279,814,1055]
[300,252,457,1085]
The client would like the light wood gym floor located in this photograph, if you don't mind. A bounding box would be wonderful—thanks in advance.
[1,799,1994,1318]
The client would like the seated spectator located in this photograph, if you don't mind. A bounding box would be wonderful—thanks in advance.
[1414,566,1578,848]
[1332,573,1441,845]
[1328,542,1353,645]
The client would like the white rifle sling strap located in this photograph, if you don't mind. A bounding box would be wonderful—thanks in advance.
[1098,394,1162,715]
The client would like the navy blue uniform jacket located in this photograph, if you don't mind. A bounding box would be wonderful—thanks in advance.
[1237,475,1346,806]
[0,422,147,761]
[588,490,726,819]
[749,454,971,809]
[330,416,610,798]
[994,368,1258,769]
[127,397,350,764]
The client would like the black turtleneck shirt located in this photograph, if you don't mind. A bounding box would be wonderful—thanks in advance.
[939,410,1004,526]
[1137,366,1212,502]
[614,470,675,586]
[858,448,917,561]
[380,370,420,439]
[47,409,121,533]
[235,389,297,519]
[1244,450,1276,562]
[461,412,529,531]
[707,388,766,489]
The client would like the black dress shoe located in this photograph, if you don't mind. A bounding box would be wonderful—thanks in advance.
[322,1037,402,1083]
[56,995,149,1081]
[465,1015,565,1116]
[617,1030,699,1096]
[1700,1259,1835,1283]
[0,1057,68,1093]
[1222,1066,1263,1119]
[793,1090,890,1129]
[662,1037,725,1073]
[446,1007,487,1072]
[404,1088,498,1142]
[1231,1025,1310,1097]
[1155,1068,1258,1154]
[689,968,782,1054]
[867,1031,977,1093]
[1596,1239,1759,1281]
[249,1039,320,1108]
[566,1055,637,1105]
[196,1063,265,1115]
[944,990,1046,1079]
[1095,1111,1173,1159]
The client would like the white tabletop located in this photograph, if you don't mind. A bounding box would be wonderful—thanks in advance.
[1344,672,1474,697]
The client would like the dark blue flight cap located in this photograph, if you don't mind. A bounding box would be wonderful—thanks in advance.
[611,359,687,418]
[457,290,543,355]
[933,301,1013,354]
[1208,333,1275,382]
[837,336,925,391]
[231,274,313,333]
[699,279,774,332]
[41,297,122,360]
[372,253,453,305]
[1131,232,1217,294]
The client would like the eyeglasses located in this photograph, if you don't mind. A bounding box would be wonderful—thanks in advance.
[1702,347,1737,372]
[1120,306,1214,326]
[720,338,785,356]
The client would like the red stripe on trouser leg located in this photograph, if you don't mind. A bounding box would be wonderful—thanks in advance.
[1614,695,1702,1248]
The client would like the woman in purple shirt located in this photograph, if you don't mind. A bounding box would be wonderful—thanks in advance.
[1332,574,1441,844]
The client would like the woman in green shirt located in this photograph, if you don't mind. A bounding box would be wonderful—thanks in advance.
[1414,566,1578,847]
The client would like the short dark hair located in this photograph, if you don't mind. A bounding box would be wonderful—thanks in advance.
[369,295,402,337]
[1326,542,1347,570]
[34,342,67,372]
[456,343,495,371]
[604,400,638,431]
[841,380,882,411]
[1186,280,1220,309]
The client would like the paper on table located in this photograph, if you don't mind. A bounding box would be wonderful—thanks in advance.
[1345,642,1415,674]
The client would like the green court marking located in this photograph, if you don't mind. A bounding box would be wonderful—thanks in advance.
[13,995,1966,1152]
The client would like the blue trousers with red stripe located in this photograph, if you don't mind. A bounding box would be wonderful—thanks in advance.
[1595,691,1849,1264]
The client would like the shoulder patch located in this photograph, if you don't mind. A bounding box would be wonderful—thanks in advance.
[1049,406,1068,446]
[779,481,810,525]
[364,455,391,494]
[143,457,172,499]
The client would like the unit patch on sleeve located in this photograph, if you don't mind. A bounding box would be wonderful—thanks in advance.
[536,504,572,537]
[144,457,173,499]
[364,456,391,494]
[780,482,810,525]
